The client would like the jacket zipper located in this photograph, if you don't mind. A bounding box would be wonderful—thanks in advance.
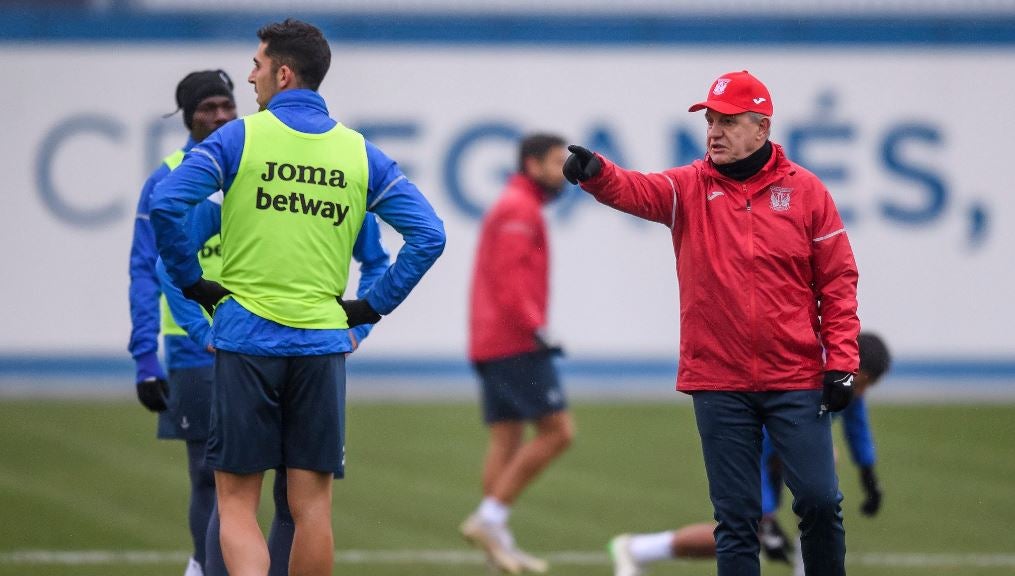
[746,189,757,388]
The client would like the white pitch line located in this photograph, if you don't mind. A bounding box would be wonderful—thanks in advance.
[2,550,1015,568]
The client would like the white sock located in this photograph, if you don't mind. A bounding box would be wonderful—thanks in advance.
[478,496,510,525]
[628,531,676,564]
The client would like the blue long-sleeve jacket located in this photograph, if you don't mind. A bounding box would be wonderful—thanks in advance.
[150,89,445,356]
[156,202,391,352]
[128,138,216,378]
[760,400,877,515]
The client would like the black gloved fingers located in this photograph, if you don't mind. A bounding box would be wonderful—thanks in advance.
[563,144,602,184]
[821,370,855,413]
[567,144,594,163]
[136,378,169,412]
[859,466,883,516]
[183,278,231,316]
[339,298,382,328]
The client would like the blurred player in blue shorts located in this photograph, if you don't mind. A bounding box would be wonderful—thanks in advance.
[151,18,444,576]
[609,332,892,576]
[460,134,574,574]
[127,69,236,576]
[156,192,390,575]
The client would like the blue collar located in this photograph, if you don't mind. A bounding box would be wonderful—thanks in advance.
[266,89,330,115]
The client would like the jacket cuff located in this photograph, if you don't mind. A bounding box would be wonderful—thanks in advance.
[134,351,165,383]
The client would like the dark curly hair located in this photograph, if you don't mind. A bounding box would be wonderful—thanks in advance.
[257,18,331,91]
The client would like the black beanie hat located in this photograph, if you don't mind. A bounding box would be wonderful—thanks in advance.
[175,70,235,129]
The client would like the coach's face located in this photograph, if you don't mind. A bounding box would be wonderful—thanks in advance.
[248,41,279,111]
[704,110,770,165]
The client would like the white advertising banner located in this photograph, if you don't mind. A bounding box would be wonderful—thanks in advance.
[2,44,1010,362]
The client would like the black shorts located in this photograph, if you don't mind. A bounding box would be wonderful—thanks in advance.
[474,350,567,424]
[158,364,214,441]
[206,351,346,476]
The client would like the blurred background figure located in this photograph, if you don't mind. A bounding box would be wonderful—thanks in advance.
[126,68,236,576]
[461,133,574,574]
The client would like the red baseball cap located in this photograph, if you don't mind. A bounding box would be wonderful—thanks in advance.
[688,70,773,116]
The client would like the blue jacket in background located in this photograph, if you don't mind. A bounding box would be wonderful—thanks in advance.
[128,138,216,379]
[151,89,445,356]
[156,200,391,352]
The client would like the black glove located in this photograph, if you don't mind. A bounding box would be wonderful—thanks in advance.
[757,515,793,564]
[534,331,565,357]
[860,466,883,516]
[562,145,602,184]
[136,377,169,412]
[339,297,381,328]
[182,278,231,316]
[819,370,854,416]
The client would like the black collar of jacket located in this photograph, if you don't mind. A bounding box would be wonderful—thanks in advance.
[714,140,773,182]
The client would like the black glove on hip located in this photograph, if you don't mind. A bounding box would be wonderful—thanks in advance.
[819,370,854,415]
[860,466,883,516]
[136,377,169,412]
[562,145,602,185]
[182,278,231,316]
[339,298,382,328]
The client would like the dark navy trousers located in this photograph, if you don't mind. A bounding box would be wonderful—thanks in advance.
[692,390,846,576]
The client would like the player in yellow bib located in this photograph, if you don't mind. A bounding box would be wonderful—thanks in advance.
[151,19,445,576]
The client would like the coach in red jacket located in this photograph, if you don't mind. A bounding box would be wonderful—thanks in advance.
[461,134,574,574]
[564,71,858,576]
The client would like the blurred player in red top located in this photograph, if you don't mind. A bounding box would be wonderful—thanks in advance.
[461,133,574,574]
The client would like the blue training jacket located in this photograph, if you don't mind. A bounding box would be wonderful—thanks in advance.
[760,398,877,515]
[156,198,391,352]
[128,137,214,379]
[150,89,445,356]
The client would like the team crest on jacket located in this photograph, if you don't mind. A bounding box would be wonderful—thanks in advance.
[713,78,731,95]
[769,186,792,211]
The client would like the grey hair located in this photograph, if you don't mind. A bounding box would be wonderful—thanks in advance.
[747,112,769,124]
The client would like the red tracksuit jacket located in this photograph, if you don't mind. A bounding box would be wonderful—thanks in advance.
[581,143,859,392]
[469,174,548,362]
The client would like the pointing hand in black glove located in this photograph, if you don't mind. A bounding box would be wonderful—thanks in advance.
[136,377,169,412]
[182,278,231,316]
[818,370,854,416]
[562,145,602,185]
[859,466,883,516]
[339,297,382,328]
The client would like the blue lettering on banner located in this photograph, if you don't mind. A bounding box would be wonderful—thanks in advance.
[30,94,991,248]
[786,91,856,224]
[36,114,126,228]
[671,126,704,167]
[443,121,521,219]
[355,121,420,180]
[879,123,948,225]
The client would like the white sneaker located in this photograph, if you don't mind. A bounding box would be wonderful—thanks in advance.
[512,547,549,573]
[609,534,643,576]
[460,513,523,574]
[183,557,204,576]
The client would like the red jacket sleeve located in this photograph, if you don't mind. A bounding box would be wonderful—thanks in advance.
[811,187,860,373]
[580,155,680,227]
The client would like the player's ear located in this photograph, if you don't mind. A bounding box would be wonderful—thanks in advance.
[277,63,295,88]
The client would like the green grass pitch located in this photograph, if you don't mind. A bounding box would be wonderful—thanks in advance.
[1,398,1013,575]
